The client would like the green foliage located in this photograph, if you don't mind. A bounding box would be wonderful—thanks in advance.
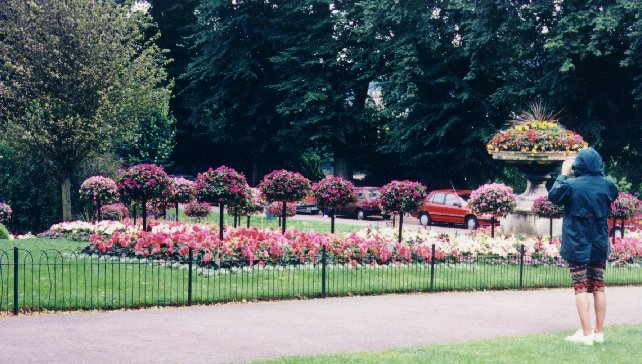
[0,0,174,220]
[288,150,326,182]
[609,176,633,194]
[0,224,9,240]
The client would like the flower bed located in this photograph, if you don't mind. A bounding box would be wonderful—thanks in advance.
[42,220,130,241]
[83,222,595,268]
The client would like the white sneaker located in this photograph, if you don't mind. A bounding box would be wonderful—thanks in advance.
[593,331,604,343]
[565,329,594,346]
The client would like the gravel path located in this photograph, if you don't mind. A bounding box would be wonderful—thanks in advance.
[1,287,641,364]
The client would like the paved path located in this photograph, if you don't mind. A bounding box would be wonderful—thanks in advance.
[1,287,641,363]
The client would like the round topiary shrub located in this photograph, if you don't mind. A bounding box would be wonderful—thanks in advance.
[533,196,563,240]
[380,180,427,242]
[468,183,517,237]
[100,203,130,221]
[532,196,563,218]
[195,166,249,238]
[312,176,357,233]
[259,170,311,233]
[610,192,641,220]
[267,201,296,218]
[184,201,212,221]
[0,202,12,223]
[170,177,195,221]
[117,164,172,231]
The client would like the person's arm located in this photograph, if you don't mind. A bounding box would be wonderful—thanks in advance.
[608,179,619,202]
[548,158,574,206]
[549,175,572,205]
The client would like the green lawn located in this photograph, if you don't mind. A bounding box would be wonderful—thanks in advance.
[260,324,642,364]
[1,238,641,312]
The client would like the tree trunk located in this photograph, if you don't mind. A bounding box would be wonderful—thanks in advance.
[333,148,352,180]
[250,154,260,186]
[61,176,72,221]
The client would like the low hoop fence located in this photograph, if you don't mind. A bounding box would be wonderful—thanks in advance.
[1,246,641,315]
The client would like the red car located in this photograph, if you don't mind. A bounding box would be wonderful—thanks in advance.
[411,189,497,229]
[336,187,390,220]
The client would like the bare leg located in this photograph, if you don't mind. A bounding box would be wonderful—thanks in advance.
[575,292,592,335]
[593,291,606,333]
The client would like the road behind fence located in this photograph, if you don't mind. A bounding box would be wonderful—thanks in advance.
[1,245,641,314]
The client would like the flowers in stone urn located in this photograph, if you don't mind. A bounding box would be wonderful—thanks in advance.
[486,102,588,154]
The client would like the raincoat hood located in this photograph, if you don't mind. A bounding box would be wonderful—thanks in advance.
[573,148,604,177]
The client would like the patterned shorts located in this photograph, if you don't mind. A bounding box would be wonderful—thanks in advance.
[569,260,606,294]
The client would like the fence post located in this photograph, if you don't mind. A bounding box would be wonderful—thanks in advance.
[188,247,193,306]
[321,245,327,298]
[519,244,525,290]
[430,244,435,292]
[13,247,18,315]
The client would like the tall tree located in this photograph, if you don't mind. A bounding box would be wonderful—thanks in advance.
[269,0,372,180]
[184,0,284,185]
[0,0,173,220]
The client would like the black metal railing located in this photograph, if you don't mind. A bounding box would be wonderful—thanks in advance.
[1,245,641,315]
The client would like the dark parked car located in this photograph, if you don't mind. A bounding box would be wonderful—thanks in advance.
[295,201,320,215]
[336,187,389,220]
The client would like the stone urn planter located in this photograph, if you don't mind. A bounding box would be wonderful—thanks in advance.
[485,102,587,236]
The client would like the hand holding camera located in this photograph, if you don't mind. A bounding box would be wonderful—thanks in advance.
[561,157,576,176]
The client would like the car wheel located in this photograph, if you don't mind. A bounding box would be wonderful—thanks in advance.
[465,216,478,230]
[356,210,366,220]
[419,213,431,226]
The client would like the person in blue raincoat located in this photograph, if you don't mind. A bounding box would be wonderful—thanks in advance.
[548,147,618,346]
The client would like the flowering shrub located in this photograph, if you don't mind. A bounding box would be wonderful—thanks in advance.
[117,164,172,202]
[259,170,311,202]
[379,180,427,213]
[611,234,642,266]
[312,176,357,208]
[0,202,12,222]
[610,193,641,220]
[184,201,212,219]
[229,188,265,216]
[79,176,119,207]
[532,196,563,218]
[468,183,517,217]
[195,166,249,205]
[171,177,195,203]
[267,201,296,217]
[100,203,130,221]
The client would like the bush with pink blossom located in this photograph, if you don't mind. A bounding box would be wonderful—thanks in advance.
[100,203,130,221]
[184,201,212,220]
[610,192,641,220]
[312,176,357,208]
[468,183,517,217]
[194,166,249,205]
[117,164,172,230]
[267,201,296,218]
[259,170,311,202]
[171,177,195,204]
[379,180,427,213]
[0,202,12,223]
[532,196,563,218]
[79,177,119,218]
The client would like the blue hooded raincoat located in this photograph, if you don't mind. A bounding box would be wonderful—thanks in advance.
[548,148,618,263]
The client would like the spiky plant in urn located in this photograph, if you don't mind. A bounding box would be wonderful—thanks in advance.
[486,102,588,235]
